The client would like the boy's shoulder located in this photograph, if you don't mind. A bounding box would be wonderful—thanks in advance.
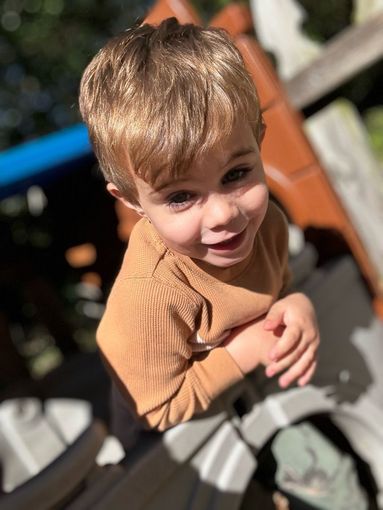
[122,218,166,277]
[117,218,192,286]
[260,200,289,237]
[104,218,202,315]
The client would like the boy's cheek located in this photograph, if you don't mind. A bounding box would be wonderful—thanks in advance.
[153,221,200,251]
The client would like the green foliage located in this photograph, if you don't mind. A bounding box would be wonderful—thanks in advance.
[191,0,233,21]
[298,0,353,42]
[0,0,152,150]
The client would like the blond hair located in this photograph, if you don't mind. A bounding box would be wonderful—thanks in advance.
[79,17,262,204]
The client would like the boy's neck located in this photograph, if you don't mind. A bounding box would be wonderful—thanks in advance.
[191,250,255,283]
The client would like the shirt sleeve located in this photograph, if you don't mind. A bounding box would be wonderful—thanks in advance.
[97,277,243,431]
[278,216,292,296]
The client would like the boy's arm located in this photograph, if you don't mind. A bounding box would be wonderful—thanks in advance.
[97,278,244,431]
[223,315,280,373]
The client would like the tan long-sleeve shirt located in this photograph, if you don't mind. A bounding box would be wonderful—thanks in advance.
[97,201,290,431]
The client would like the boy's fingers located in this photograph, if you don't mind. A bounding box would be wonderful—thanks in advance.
[277,347,316,388]
[298,361,317,387]
[266,342,304,377]
[269,326,300,361]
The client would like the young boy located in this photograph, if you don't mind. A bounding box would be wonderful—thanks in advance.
[79,18,319,434]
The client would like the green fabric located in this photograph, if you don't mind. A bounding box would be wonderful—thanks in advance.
[271,423,368,510]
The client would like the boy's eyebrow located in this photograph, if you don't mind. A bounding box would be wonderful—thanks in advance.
[224,147,256,167]
[151,147,256,194]
[150,177,190,194]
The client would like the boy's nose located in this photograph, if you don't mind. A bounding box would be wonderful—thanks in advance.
[204,194,239,230]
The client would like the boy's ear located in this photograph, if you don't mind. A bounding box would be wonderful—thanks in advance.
[106,182,145,217]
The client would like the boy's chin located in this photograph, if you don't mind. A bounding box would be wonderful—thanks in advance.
[200,249,252,269]
[207,257,247,268]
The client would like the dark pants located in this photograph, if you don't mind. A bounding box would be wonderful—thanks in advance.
[110,382,161,452]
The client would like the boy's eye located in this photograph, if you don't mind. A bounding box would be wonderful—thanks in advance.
[167,191,193,209]
[222,167,251,185]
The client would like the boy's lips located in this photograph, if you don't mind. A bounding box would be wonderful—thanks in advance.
[206,230,246,251]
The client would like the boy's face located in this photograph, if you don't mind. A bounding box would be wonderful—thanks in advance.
[117,118,268,268]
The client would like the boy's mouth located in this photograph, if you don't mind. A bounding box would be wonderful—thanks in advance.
[207,230,246,251]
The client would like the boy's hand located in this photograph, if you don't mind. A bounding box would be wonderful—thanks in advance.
[263,293,319,388]
[223,316,283,375]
